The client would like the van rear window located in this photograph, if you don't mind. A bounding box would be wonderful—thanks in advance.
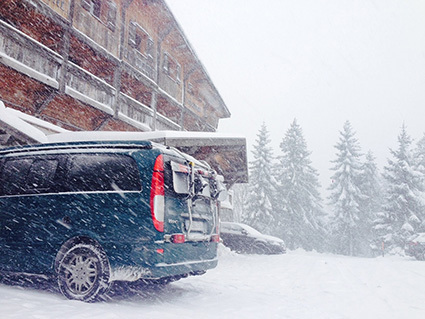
[67,154,141,192]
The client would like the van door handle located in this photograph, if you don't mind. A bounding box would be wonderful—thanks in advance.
[62,216,72,225]
[56,216,72,229]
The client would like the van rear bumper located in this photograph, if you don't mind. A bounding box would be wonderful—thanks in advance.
[152,257,218,279]
[109,257,218,282]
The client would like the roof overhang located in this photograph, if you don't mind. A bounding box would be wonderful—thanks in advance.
[0,101,67,146]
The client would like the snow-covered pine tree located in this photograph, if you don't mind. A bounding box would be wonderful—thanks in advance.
[379,125,425,253]
[275,119,325,251]
[231,183,249,223]
[328,121,365,256]
[359,151,383,256]
[415,133,425,177]
[243,123,277,234]
[414,134,425,233]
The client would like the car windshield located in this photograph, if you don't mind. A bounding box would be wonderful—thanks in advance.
[239,224,263,237]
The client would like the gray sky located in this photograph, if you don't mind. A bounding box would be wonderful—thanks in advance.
[166,0,425,194]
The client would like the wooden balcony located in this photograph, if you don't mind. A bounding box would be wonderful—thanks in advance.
[0,0,228,134]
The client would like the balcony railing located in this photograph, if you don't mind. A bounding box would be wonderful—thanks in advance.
[0,20,61,89]
[66,62,115,115]
[158,72,180,101]
[126,49,155,81]
[118,93,181,131]
[0,19,199,134]
[118,93,154,130]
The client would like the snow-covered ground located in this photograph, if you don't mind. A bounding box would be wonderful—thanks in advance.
[1,246,425,319]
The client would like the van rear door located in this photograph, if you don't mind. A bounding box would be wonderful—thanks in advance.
[161,158,219,267]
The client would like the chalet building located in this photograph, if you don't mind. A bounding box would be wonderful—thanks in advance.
[0,0,230,139]
[0,0,248,185]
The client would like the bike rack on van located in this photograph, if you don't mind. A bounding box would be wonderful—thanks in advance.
[184,162,222,243]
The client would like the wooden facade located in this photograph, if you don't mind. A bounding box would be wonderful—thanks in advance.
[0,0,230,143]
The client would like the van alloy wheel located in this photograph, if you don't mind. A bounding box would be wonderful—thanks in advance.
[57,244,110,302]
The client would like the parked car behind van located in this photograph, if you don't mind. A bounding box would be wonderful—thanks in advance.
[220,222,286,255]
[0,139,225,301]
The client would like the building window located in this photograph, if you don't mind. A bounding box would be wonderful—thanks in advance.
[163,52,181,83]
[106,1,117,31]
[128,22,154,58]
[187,82,194,95]
[48,0,66,11]
[81,0,101,18]
[81,0,116,31]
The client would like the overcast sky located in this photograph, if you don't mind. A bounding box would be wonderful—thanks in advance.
[166,0,425,194]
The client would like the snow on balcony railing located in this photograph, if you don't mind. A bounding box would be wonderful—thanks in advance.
[156,112,181,131]
[118,93,181,131]
[0,20,61,88]
[126,49,155,81]
[118,93,154,130]
[66,62,115,115]
[159,71,180,101]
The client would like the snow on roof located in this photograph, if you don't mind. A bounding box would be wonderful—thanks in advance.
[0,101,69,145]
[5,107,69,135]
[47,130,245,144]
[48,131,248,185]
[0,100,247,184]
[0,101,47,144]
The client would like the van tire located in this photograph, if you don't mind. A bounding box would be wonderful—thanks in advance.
[57,243,111,302]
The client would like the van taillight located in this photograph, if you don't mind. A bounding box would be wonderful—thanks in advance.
[150,154,164,232]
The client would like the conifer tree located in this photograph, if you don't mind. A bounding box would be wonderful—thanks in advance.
[359,151,383,256]
[243,123,277,234]
[379,125,425,253]
[276,119,324,250]
[414,133,425,176]
[328,121,365,256]
[231,183,249,223]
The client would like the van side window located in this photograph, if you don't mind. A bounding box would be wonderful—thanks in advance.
[26,159,59,191]
[0,158,60,196]
[67,154,141,192]
[0,158,33,195]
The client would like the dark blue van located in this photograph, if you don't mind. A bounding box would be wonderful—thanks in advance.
[0,139,224,301]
